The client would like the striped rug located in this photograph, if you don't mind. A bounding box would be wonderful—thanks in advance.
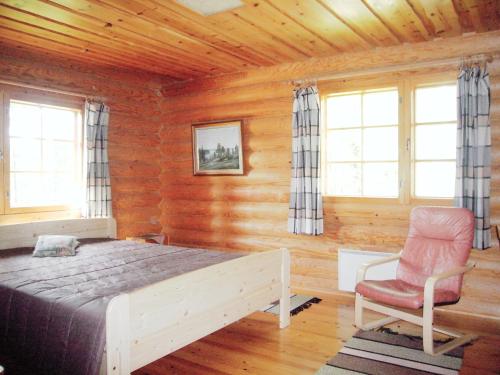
[316,329,465,375]
[261,294,322,316]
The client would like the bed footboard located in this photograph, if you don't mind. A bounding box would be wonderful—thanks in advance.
[106,248,290,374]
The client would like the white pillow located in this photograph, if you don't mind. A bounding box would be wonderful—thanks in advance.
[33,235,80,257]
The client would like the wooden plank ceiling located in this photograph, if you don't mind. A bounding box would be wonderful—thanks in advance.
[1,0,499,81]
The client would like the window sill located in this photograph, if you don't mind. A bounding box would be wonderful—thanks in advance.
[0,209,82,226]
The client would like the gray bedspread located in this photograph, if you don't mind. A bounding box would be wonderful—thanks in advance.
[0,239,243,375]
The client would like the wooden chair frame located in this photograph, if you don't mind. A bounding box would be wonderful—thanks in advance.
[354,253,477,356]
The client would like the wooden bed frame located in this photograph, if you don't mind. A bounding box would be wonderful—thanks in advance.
[105,247,291,374]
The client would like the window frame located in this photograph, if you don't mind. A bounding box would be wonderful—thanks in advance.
[0,85,85,215]
[320,71,456,205]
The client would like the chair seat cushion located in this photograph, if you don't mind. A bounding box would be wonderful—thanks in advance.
[355,279,459,310]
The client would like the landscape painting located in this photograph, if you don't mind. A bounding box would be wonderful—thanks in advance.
[192,120,244,175]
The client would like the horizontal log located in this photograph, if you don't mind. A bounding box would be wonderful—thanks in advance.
[159,115,291,142]
[109,145,161,162]
[113,192,161,209]
[163,98,292,126]
[110,160,161,178]
[112,177,160,193]
[116,223,162,239]
[162,81,291,113]
[161,31,500,95]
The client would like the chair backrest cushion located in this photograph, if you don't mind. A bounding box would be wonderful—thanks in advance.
[396,206,474,295]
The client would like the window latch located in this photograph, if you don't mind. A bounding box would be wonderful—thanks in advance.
[0,150,3,160]
[405,138,410,151]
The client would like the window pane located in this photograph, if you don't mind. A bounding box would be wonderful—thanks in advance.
[415,123,456,160]
[10,173,78,207]
[9,102,42,138]
[415,84,457,123]
[43,174,78,205]
[42,107,76,140]
[363,90,398,126]
[8,100,82,209]
[10,173,45,207]
[363,127,398,161]
[326,163,361,196]
[10,138,41,171]
[327,94,361,128]
[327,129,361,161]
[43,141,75,172]
[363,162,398,197]
[415,161,456,198]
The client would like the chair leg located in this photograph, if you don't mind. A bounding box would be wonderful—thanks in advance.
[355,293,364,328]
[422,301,477,356]
[355,293,400,331]
[422,298,435,355]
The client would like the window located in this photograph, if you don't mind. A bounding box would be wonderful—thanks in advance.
[1,88,84,215]
[323,75,457,201]
[413,84,457,198]
[325,88,399,197]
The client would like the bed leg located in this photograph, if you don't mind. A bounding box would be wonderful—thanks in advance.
[279,248,291,329]
[106,294,131,375]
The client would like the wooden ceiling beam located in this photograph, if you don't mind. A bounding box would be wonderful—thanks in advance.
[452,0,487,32]
[97,0,275,67]
[0,6,208,78]
[0,16,200,79]
[404,0,438,38]
[266,0,373,51]
[475,0,500,31]
[2,0,228,75]
[49,0,247,71]
[410,0,464,37]
[153,0,311,63]
[261,0,346,53]
[0,0,497,79]
[161,30,500,96]
[360,0,409,43]
[0,28,165,78]
[316,0,400,47]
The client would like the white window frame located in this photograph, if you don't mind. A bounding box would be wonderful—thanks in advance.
[0,85,85,216]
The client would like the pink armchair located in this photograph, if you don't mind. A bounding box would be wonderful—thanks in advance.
[354,206,477,355]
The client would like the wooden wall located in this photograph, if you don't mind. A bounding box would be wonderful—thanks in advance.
[160,31,500,319]
[0,43,166,238]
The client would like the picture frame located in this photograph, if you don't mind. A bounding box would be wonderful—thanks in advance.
[192,120,244,176]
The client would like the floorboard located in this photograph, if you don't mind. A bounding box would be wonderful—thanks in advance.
[133,294,500,374]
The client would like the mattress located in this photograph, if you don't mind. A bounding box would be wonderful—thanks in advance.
[0,239,243,375]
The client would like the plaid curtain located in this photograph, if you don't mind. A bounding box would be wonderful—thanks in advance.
[455,66,491,249]
[85,101,112,218]
[288,86,323,235]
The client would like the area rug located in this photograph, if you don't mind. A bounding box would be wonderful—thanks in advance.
[316,329,465,375]
[262,294,322,316]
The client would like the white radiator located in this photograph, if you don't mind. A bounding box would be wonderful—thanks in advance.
[338,248,399,292]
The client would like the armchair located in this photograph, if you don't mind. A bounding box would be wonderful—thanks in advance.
[354,206,477,356]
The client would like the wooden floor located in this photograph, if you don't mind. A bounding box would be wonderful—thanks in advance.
[134,294,500,375]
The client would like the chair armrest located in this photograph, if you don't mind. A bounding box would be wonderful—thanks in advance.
[356,252,402,284]
[424,261,475,304]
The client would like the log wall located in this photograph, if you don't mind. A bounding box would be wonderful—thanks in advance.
[0,44,166,238]
[160,32,500,319]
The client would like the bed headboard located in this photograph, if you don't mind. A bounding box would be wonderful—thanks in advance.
[0,217,117,250]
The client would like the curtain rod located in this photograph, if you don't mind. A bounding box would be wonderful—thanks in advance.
[290,53,497,86]
[0,79,92,99]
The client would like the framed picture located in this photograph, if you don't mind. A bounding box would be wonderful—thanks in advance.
[192,120,244,176]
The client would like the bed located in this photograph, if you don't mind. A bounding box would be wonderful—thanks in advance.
[0,239,290,375]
